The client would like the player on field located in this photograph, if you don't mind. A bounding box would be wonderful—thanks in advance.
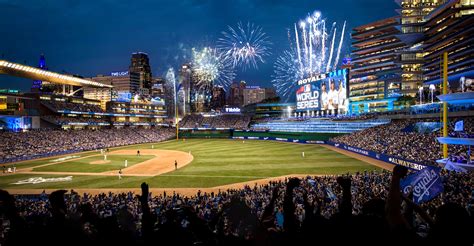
[175,160,178,170]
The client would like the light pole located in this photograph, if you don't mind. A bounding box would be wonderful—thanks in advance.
[173,73,179,140]
[429,84,435,103]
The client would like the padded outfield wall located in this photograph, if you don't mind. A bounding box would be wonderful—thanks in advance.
[232,130,344,141]
[179,129,345,141]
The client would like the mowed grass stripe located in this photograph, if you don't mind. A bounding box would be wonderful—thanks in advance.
[32,155,155,173]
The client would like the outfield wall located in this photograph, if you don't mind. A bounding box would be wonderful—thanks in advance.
[324,142,427,171]
[233,130,344,141]
[179,129,231,138]
[179,129,344,141]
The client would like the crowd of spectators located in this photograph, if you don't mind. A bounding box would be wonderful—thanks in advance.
[42,115,110,125]
[331,117,474,165]
[0,127,175,164]
[331,114,377,121]
[1,167,472,245]
[42,100,105,113]
[109,108,166,116]
[180,114,251,129]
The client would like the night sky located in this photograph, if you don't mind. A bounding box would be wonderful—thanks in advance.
[0,0,398,91]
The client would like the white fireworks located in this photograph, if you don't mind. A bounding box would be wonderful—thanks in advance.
[218,22,272,69]
[272,11,347,101]
[191,47,235,90]
[164,68,177,117]
[272,49,302,100]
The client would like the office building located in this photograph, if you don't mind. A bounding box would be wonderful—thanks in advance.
[349,17,405,113]
[242,86,277,106]
[422,0,474,86]
[90,71,140,94]
[129,52,152,92]
[348,0,471,114]
[210,86,226,110]
[228,81,247,107]
[151,77,165,98]
[396,0,447,96]
[179,64,193,115]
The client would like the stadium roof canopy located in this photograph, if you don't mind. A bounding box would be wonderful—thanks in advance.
[0,60,113,88]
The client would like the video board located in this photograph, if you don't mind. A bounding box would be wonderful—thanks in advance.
[295,69,348,114]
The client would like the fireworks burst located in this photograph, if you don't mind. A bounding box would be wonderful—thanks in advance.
[272,11,347,101]
[218,22,271,69]
[272,49,303,101]
[191,47,235,90]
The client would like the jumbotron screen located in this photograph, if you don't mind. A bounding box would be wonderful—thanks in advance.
[295,69,348,114]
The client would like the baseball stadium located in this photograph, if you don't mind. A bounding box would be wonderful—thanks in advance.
[0,1,473,245]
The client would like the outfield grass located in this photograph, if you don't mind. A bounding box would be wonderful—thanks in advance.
[32,155,154,173]
[0,139,381,189]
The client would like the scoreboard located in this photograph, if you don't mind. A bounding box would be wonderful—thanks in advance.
[295,69,348,114]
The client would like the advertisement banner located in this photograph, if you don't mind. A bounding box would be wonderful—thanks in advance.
[326,141,427,170]
[230,136,325,144]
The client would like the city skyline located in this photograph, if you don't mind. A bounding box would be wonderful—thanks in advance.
[0,0,397,91]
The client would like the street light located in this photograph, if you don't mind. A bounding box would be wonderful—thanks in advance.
[418,86,424,105]
[429,84,436,103]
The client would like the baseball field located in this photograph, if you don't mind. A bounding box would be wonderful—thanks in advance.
[0,139,387,194]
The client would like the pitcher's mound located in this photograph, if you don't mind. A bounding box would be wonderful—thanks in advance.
[103,149,193,176]
[90,160,111,164]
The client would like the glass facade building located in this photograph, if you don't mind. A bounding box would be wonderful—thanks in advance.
[348,0,473,114]
[349,17,405,114]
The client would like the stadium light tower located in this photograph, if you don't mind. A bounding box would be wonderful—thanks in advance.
[429,84,436,103]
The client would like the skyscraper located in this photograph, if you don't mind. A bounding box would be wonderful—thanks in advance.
[151,77,165,99]
[189,69,213,113]
[90,71,139,94]
[129,52,152,94]
[179,64,193,115]
[349,17,405,113]
[31,54,47,92]
[211,86,226,110]
[396,0,446,96]
[228,81,247,107]
[422,0,474,86]
[242,86,277,106]
[348,0,453,114]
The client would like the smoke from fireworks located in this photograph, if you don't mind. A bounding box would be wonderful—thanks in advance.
[218,22,271,69]
[191,47,235,90]
[272,11,347,101]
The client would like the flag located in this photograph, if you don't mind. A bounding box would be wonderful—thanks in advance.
[325,187,337,201]
[176,83,183,92]
[400,166,444,204]
[454,120,464,132]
